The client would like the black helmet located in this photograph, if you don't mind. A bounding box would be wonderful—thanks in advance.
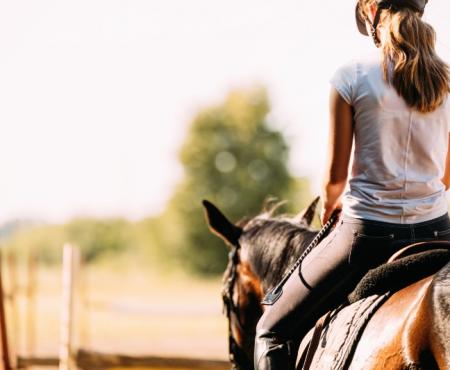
[355,0,428,36]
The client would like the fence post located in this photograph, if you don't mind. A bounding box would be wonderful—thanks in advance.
[26,251,37,358]
[5,251,17,370]
[59,244,79,370]
[78,256,90,348]
[0,252,12,370]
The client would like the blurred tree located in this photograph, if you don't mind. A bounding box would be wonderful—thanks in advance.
[1,86,312,273]
[165,85,311,275]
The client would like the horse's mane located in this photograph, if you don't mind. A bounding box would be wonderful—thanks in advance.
[239,211,318,292]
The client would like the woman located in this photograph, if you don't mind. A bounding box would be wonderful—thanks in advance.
[254,0,450,369]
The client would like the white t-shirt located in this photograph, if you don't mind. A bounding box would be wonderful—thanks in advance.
[330,52,450,224]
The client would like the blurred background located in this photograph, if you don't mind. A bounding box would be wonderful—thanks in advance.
[0,1,449,369]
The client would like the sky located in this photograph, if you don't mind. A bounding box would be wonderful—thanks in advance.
[0,1,449,223]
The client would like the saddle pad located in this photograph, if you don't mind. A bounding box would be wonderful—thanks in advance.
[306,293,389,370]
[348,249,450,303]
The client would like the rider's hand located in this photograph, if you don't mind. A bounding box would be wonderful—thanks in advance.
[320,201,342,225]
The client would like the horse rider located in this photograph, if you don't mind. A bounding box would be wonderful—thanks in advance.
[254,0,450,368]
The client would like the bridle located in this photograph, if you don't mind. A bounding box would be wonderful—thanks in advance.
[222,242,253,370]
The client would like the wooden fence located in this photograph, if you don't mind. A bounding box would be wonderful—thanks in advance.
[0,245,230,370]
[17,350,229,369]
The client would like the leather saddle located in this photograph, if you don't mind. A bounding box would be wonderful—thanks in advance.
[296,240,450,370]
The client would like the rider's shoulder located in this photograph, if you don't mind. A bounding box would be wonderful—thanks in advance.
[330,52,385,104]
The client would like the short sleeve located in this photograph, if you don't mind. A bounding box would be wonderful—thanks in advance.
[329,61,358,105]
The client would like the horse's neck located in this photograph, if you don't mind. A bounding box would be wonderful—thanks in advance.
[259,229,318,293]
[279,230,317,275]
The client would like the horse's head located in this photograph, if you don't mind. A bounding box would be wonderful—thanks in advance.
[202,198,319,369]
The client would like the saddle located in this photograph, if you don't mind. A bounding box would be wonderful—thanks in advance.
[296,241,450,370]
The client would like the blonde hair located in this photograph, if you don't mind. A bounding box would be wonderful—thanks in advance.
[359,0,449,113]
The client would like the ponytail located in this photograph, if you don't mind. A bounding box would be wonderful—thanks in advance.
[359,1,450,113]
[382,8,449,113]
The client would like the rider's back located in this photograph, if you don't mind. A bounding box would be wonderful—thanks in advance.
[331,52,450,224]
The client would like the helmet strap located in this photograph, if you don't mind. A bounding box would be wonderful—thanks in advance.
[369,7,383,47]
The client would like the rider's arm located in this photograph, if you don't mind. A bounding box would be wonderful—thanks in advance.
[441,133,450,190]
[321,87,354,224]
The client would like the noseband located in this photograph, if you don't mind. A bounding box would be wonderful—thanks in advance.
[222,243,252,369]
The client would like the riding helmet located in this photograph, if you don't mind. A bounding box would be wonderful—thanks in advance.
[355,0,428,35]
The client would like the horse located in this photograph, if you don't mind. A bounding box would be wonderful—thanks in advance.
[202,198,450,370]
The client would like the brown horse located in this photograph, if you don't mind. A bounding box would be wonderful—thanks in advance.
[202,199,450,370]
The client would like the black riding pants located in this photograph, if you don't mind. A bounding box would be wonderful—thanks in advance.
[255,212,450,369]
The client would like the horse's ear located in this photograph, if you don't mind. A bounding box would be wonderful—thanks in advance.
[294,196,320,226]
[202,200,242,247]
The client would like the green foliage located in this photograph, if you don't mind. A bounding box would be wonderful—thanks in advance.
[65,218,130,262]
[165,86,311,275]
[5,218,132,264]
[4,223,66,263]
